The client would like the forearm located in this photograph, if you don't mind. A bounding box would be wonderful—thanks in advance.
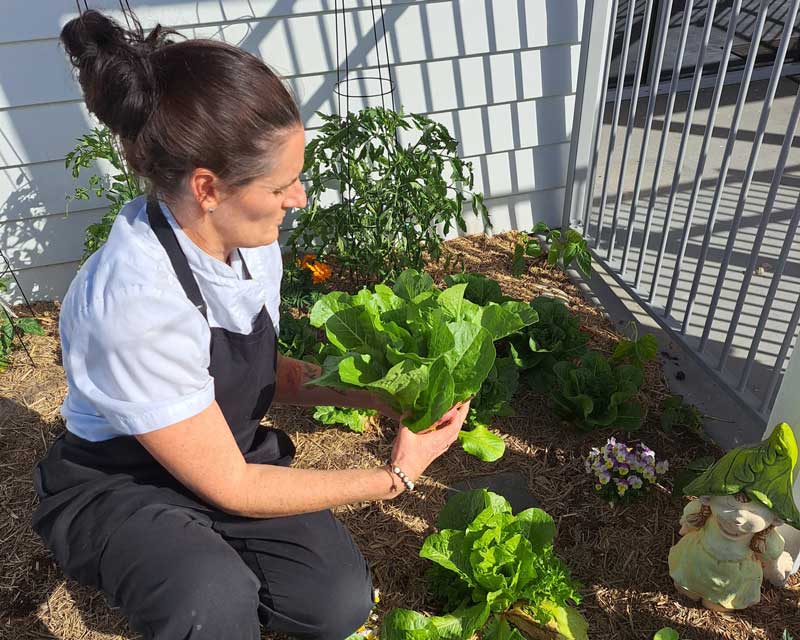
[273,354,382,410]
[229,463,403,518]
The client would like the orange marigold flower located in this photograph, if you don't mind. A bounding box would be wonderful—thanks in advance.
[297,254,316,269]
[308,261,332,284]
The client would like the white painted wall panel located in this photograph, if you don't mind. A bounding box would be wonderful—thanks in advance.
[2,208,103,270]
[0,161,112,224]
[3,261,81,304]
[1,0,587,301]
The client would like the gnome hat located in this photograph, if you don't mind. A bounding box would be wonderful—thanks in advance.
[683,422,800,529]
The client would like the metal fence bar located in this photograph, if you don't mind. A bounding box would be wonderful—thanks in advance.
[680,0,770,335]
[739,192,800,392]
[633,0,695,290]
[699,0,800,353]
[563,0,617,232]
[663,0,744,317]
[590,247,767,426]
[620,0,674,277]
[582,0,619,235]
[718,86,800,371]
[606,0,656,261]
[648,0,718,301]
[594,0,638,248]
[761,294,800,413]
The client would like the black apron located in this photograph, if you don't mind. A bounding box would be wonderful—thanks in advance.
[32,197,295,587]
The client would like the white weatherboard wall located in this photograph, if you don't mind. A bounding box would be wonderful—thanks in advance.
[766,347,800,574]
[1,0,585,302]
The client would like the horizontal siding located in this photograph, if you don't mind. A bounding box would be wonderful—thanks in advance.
[1,0,581,109]
[1,0,586,300]
[1,160,114,223]
[2,0,580,52]
[0,88,576,223]
[4,185,567,305]
[3,260,81,305]
[3,208,103,269]
[8,143,571,272]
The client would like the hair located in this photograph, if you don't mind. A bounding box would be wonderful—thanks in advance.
[688,494,775,554]
[60,10,302,202]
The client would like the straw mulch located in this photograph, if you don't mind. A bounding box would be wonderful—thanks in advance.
[1,232,798,640]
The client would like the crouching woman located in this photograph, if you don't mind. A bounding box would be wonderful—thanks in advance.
[32,10,469,640]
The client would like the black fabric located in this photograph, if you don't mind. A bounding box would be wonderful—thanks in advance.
[32,199,372,639]
[98,504,372,640]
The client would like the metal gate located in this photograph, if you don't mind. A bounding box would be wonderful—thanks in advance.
[565,0,800,425]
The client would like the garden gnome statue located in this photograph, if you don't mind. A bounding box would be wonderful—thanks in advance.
[668,422,799,611]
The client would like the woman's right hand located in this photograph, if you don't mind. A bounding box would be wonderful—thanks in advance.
[388,400,472,491]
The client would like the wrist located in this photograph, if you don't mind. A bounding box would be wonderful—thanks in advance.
[376,464,405,500]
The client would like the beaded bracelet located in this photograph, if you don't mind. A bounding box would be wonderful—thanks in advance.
[390,464,415,492]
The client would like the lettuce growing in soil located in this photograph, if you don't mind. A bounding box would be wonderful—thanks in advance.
[305,270,537,461]
[552,351,644,432]
[508,296,589,390]
[380,489,587,640]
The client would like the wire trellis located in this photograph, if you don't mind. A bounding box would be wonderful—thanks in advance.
[0,250,37,367]
[332,0,398,233]
[333,0,396,116]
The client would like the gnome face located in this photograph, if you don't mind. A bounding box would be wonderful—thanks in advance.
[705,494,780,537]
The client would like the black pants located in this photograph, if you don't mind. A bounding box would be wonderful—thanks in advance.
[97,503,373,639]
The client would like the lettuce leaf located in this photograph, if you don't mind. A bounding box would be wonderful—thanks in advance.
[426,490,583,626]
[306,270,537,459]
[551,351,644,431]
[312,406,376,433]
[509,296,589,390]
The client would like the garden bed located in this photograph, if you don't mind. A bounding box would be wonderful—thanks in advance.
[0,232,797,640]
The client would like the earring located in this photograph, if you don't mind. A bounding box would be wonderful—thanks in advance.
[207,207,215,214]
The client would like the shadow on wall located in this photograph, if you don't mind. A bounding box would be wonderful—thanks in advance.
[1,0,586,302]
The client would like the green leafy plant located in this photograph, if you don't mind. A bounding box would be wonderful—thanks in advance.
[610,324,658,371]
[290,107,489,283]
[306,269,538,461]
[0,280,44,372]
[312,405,376,433]
[277,312,320,361]
[552,351,644,432]
[380,489,587,640]
[65,126,145,262]
[509,296,590,390]
[653,630,680,640]
[783,630,795,640]
[444,272,507,306]
[659,394,712,443]
[671,455,715,497]
[512,223,591,277]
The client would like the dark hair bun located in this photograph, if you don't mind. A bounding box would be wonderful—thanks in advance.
[60,10,175,140]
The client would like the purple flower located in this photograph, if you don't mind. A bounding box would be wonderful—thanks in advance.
[655,460,669,474]
[628,475,643,489]
[617,464,630,476]
[598,470,611,485]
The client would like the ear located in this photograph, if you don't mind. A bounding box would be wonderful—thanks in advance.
[188,168,224,214]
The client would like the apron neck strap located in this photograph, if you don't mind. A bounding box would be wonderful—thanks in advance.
[146,197,209,321]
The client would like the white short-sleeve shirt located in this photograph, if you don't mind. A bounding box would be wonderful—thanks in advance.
[60,195,283,442]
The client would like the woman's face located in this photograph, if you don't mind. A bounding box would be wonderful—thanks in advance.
[215,127,307,249]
